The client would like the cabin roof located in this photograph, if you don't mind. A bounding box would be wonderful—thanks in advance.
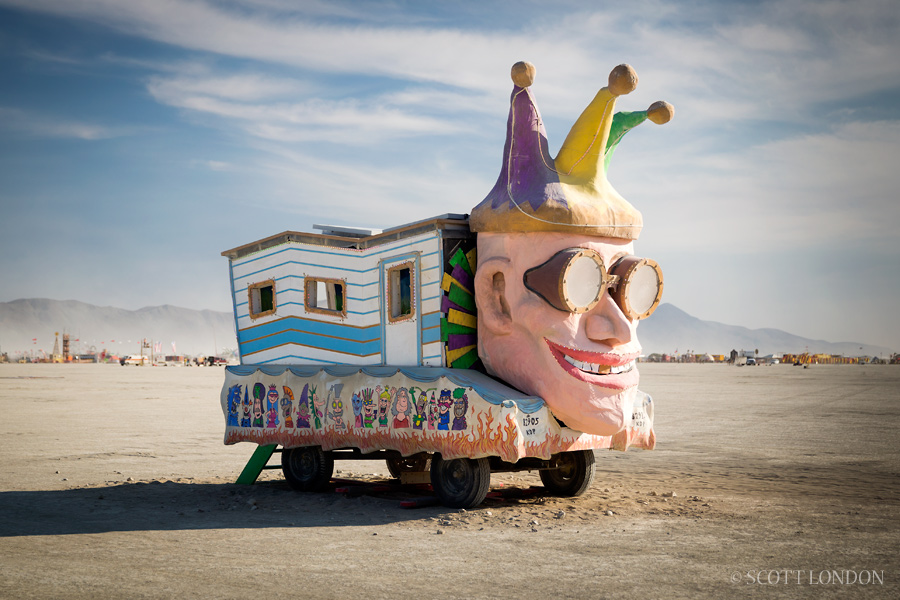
[221,213,471,260]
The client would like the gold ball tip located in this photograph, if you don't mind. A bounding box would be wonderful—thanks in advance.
[511,61,536,87]
[608,64,638,96]
[647,100,674,124]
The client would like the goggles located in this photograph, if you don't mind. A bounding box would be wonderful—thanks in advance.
[523,248,663,320]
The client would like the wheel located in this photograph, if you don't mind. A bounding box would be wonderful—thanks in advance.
[430,454,491,509]
[386,454,428,479]
[281,446,334,492]
[539,450,595,496]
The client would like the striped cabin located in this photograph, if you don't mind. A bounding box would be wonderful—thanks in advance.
[222,214,479,369]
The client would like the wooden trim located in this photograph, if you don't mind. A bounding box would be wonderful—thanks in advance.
[304,276,348,319]
[238,313,378,334]
[221,217,471,259]
[241,340,381,359]
[247,279,277,320]
[386,261,415,324]
[240,326,380,346]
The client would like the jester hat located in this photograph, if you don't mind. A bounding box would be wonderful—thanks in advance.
[470,62,673,240]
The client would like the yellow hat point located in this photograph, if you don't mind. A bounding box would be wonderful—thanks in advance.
[511,61,536,87]
[647,100,674,124]
[608,64,638,97]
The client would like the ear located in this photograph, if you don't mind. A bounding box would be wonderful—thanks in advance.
[474,257,513,335]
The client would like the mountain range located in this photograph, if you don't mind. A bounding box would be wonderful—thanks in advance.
[0,298,892,359]
[0,298,235,358]
[638,304,893,357]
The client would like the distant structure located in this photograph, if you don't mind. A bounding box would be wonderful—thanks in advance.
[51,332,62,363]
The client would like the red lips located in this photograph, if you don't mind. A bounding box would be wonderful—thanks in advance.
[545,339,640,389]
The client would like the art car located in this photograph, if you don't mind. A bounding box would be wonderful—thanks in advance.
[220,61,672,508]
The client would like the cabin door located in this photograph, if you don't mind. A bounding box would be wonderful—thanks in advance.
[380,255,420,365]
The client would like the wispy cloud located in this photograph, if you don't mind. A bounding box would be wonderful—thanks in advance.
[146,70,466,144]
[20,47,86,65]
[0,107,135,140]
[0,0,570,91]
[246,145,488,226]
[6,0,897,130]
[148,72,312,102]
[623,118,900,254]
[191,159,235,172]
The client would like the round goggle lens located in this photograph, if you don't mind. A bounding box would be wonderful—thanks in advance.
[564,254,604,310]
[628,263,662,315]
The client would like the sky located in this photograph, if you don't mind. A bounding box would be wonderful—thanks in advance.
[0,0,898,352]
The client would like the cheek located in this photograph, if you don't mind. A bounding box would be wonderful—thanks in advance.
[511,287,581,340]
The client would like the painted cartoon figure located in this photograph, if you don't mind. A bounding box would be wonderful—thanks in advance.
[437,389,453,430]
[240,385,251,427]
[411,389,428,430]
[266,384,280,428]
[361,388,376,428]
[351,392,364,428]
[426,391,437,430]
[280,385,294,428]
[226,384,241,426]
[470,62,669,436]
[328,383,346,429]
[376,386,392,428]
[409,388,428,429]
[391,387,412,429]
[310,385,323,429]
[452,389,468,431]
[296,383,311,428]
[252,383,266,428]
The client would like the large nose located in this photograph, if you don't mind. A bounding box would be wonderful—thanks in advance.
[583,295,634,347]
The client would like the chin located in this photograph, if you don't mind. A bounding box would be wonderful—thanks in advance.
[547,390,631,436]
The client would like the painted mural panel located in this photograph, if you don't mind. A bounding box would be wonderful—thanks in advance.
[222,365,654,461]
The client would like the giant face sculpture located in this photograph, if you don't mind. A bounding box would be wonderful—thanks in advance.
[471,62,671,436]
[476,231,664,435]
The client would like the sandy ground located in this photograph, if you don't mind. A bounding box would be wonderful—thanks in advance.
[0,362,898,599]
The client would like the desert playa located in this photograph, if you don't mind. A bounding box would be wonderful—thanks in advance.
[1,363,897,598]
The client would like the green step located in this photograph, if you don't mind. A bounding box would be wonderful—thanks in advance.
[236,444,278,485]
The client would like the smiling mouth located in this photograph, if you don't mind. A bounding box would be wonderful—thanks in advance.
[545,339,639,389]
[561,354,635,376]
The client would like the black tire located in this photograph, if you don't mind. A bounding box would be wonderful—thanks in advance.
[386,454,428,479]
[281,446,334,492]
[539,450,595,496]
[430,454,491,509]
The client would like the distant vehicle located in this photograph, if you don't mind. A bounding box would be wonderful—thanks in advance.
[746,358,756,366]
[196,356,227,366]
[120,355,149,366]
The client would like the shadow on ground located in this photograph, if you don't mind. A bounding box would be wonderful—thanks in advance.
[0,478,459,537]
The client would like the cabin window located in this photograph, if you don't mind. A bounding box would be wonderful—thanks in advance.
[248,280,277,319]
[388,262,414,322]
[305,277,346,317]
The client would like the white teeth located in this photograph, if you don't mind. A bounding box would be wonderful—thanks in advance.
[608,362,634,375]
[563,354,634,375]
